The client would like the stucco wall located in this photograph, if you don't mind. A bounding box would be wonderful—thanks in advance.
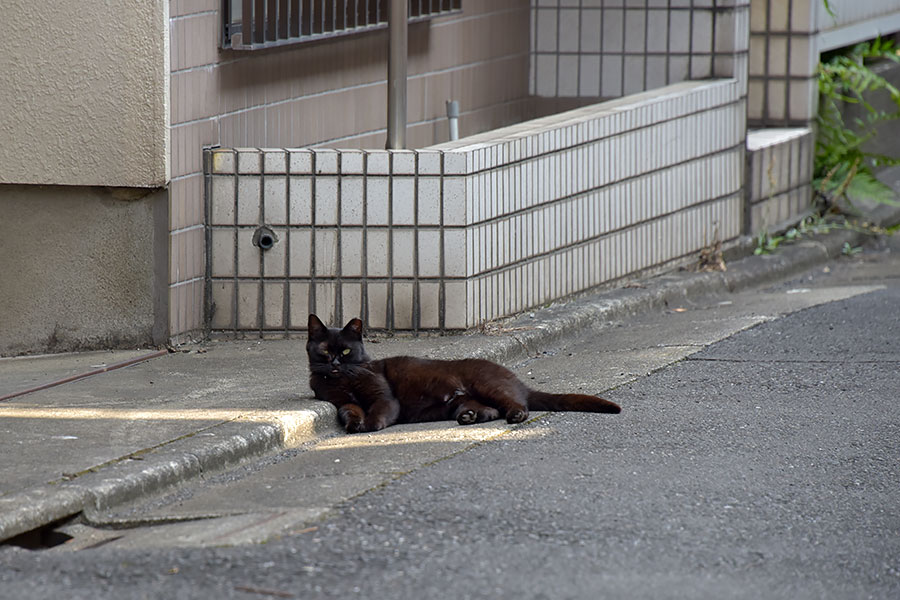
[0,1,169,187]
[0,186,168,356]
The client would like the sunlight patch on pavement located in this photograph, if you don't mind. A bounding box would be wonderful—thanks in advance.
[314,420,551,450]
[0,407,314,424]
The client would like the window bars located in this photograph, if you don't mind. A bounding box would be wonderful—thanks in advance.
[223,0,462,50]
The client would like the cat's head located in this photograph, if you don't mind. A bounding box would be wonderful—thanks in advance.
[306,314,371,375]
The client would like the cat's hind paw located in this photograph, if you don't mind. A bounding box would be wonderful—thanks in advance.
[505,409,528,424]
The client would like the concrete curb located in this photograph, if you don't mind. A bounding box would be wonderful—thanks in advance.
[0,228,863,545]
[0,403,338,543]
[470,229,866,365]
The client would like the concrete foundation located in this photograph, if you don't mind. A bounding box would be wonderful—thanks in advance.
[0,185,168,356]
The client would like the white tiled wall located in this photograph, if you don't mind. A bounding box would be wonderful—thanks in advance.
[207,79,744,333]
[209,147,472,331]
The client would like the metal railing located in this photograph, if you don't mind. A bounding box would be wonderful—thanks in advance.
[223,0,461,50]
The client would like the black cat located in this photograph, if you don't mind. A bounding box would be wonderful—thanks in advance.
[307,314,621,433]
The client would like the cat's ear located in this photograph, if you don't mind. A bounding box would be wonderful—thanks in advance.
[307,314,328,340]
[341,318,364,340]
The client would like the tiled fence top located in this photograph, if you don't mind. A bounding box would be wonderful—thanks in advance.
[434,80,741,170]
[209,79,741,181]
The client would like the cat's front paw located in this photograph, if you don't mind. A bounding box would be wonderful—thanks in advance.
[363,418,387,432]
[339,405,366,434]
[457,409,477,425]
[344,419,365,434]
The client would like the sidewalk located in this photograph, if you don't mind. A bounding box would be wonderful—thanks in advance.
[0,229,867,544]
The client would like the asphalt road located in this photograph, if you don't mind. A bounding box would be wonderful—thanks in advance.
[2,241,899,599]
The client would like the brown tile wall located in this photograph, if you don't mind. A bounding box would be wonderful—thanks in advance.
[168,0,533,340]
[530,1,750,100]
[747,0,819,128]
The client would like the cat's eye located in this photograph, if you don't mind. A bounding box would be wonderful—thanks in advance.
[341,348,351,356]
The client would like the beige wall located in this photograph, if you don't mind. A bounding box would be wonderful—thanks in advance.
[1,0,169,187]
[0,185,168,356]
[168,0,532,340]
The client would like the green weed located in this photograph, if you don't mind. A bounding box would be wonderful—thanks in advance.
[754,215,842,255]
[815,37,900,210]
[841,242,863,256]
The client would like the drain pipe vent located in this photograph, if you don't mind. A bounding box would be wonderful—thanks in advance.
[252,226,278,251]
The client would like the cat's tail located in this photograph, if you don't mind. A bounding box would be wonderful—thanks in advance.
[527,390,621,414]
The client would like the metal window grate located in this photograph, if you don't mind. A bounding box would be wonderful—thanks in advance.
[223,0,462,50]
